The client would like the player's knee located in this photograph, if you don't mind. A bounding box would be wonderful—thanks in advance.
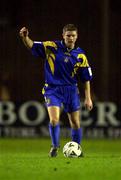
[71,120,80,129]
[73,124,80,129]
[50,119,59,126]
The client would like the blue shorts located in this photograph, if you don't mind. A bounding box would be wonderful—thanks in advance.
[42,84,81,113]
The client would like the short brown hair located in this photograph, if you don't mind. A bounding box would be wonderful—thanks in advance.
[63,24,78,33]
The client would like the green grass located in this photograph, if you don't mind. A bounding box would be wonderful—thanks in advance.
[0,138,121,180]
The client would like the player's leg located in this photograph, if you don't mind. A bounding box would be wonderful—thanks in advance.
[47,106,61,146]
[65,86,82,144]
[47,106,61,157]
[67,110,82,145]
[43,85,62,157]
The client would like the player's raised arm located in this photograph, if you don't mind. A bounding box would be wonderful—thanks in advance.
[19,27,34,49]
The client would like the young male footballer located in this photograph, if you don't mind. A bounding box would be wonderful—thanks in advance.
[19,24,93,157]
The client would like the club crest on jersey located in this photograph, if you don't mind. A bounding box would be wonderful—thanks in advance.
[64,57,69,63]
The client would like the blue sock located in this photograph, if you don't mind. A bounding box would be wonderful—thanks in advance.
[49,123,60,147]
[71,128,82,144]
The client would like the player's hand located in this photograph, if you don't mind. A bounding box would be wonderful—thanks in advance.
[19,27,29,38]
[84,98,93,111]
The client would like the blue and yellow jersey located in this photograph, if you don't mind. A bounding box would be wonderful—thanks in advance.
[31,40,92,85]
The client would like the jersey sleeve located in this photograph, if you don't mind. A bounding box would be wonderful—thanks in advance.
[77,53,93,82]
[79,67,92,82]
[31,41,46,59]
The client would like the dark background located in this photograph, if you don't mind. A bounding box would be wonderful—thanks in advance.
[0,0,121,104]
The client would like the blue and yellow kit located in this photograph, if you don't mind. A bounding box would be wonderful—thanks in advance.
[31,40,92,112]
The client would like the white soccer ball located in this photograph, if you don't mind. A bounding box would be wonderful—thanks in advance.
[63,141,82,158]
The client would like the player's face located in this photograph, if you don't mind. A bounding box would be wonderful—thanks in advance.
[62,31,78,49]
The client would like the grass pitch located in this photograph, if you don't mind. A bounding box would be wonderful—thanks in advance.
[0,138,121,180]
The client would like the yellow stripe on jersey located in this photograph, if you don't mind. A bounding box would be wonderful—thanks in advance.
[43,41,56,74]
[42,83,48,94]
[77,54,89,67]
[71,54,89,77]
[42,88,45,95]
[48,54,55,74]
[43,41,57,49]
[47,49,56,74]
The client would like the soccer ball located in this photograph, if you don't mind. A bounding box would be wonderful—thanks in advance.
[63,141,82,158]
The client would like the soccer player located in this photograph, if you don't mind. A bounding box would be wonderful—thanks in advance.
[19,24,93,157]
